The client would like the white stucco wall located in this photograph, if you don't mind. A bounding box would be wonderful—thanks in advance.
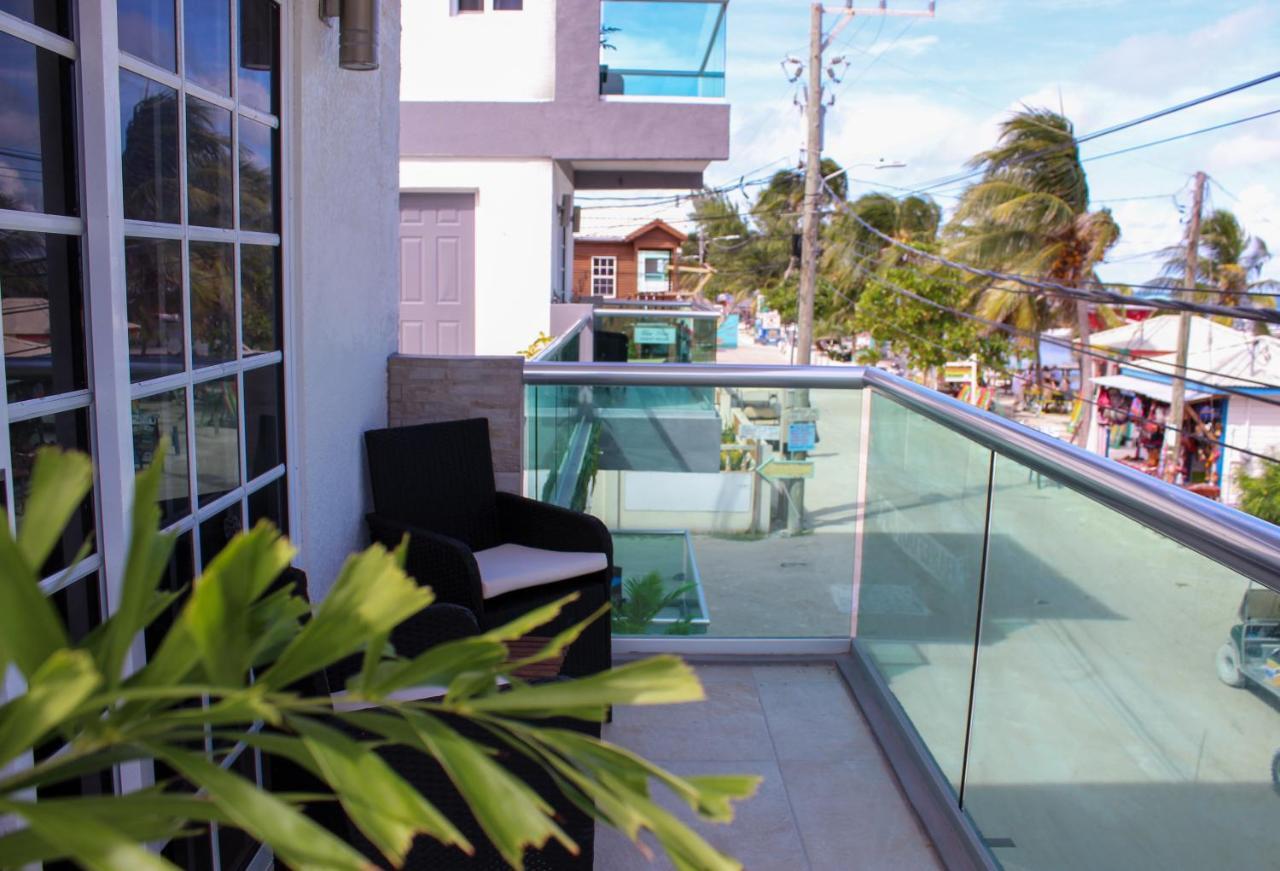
[551,160,575,301]
[1223,397,1280,507]
[400,158,554,355]
[291,7,403,596]
[400,0,555,102]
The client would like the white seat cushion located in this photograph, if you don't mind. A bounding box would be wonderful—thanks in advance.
[473,543,608,600]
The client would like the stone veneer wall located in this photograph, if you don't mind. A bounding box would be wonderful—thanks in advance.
[386,355,525,494]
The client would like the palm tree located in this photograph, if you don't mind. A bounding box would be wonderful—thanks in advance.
[823,191,942,292]
[945,108,1120,441]
[1157,208,1278,334]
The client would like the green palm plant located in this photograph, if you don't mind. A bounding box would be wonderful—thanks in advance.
[0,447,758,870]
[1157,208,1278,334]
[945,108,1121,436]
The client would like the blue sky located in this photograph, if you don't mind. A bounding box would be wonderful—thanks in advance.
[584,0,1280,288]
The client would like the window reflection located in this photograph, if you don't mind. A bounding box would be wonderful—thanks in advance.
[200,501,243,567]
[125,237,184,382]
[190,241,234,367]
[117,0,177,71]
[240,244,278,354]
[0,1,71,36]
[144,532,193,657]
[244,363,283,478]
[10,408,94,578]
[238,117,276,232]
[194,376,240,505]
[0,32,77,216]
[132,388,190,526]
[186,97,233,228]
[248,476,287,531]
[0,231,86,402]
[238,0,279,114]
[120,70,180,223]
[184,0,232,95]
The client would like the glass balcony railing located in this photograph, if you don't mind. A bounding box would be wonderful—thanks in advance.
[593,309,718,363]
[523,361,1280,870]
[599,0,727,98]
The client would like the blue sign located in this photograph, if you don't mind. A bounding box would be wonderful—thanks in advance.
[787,421,816,452]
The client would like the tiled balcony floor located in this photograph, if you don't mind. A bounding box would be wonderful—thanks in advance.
[596,662,943,870]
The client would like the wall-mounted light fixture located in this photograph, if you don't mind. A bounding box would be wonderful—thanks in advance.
[319,0,379,71]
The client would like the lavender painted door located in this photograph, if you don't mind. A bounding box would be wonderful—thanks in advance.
[398,193,476,355]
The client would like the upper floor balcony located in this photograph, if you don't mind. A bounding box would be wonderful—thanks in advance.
[599,0,728,99]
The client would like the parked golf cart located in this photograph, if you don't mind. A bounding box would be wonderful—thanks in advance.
[1215,587,1280,793]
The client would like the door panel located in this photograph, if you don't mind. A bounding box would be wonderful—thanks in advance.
[398,193,475,355]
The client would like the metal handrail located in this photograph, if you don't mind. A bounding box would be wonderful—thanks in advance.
[531,315,591,362]
[523,361,1280,592]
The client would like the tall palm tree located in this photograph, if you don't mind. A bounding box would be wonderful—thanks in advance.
[945,108,1120,441]
[823,191,941,285]
[1157,208,1277,334]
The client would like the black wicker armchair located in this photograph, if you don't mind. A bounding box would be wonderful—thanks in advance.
[364,418,612,679]
[263,568,597,871]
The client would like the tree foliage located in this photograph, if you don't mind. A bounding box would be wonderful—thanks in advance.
[0,448,758,870]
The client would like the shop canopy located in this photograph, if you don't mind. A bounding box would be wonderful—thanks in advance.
[1089,316,1248,355]
[1133,334,1280,392]
[1093,374,1212,404]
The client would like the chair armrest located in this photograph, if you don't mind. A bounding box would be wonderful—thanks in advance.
[327,603,481,692]
[495,493,613,563]
[366,513,485,615]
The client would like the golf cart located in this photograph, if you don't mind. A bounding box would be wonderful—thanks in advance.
[1215,587,1280,793]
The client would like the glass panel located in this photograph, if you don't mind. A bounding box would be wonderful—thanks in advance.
[118,0,177,70]
[0,231,86,402]
[237,0,278,115]
[0,31,77,215]
[183,0,231,95]
[856,393,991,792]
[161,829,213,871]
[248,476,286,530]
[217,752,261,869]
[244,363,282,478]
[10,407,93,577]
[124,236,184,382]
[119,69,180,223]
[0,1,71,36]
[494,0,523,8]
[526,383,861,637]
[963,455,1280,870]
[132,389,190,526]
[190,241,234,367]
[599,0,726,98]
[200,500,243,567]
[457,0,483,10]
[145,531,193,656]
[240,243,278,354]
[185,96,233,228]
[237,116,276,232]
[194,375,240,504]
[51,573,103,644]
[593,312,717,363]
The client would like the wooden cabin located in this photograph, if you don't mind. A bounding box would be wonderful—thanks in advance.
[572,219,687,302]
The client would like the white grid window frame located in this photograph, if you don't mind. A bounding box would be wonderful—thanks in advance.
[591,255,617,298]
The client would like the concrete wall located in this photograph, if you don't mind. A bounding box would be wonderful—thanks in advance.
[400,0,555,103]
[400,157,554,355]
[291,5,402,596]
[551,159,575,301]
[387,355,525,494]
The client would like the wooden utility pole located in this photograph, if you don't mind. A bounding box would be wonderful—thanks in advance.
[795,2,825,366]
[1163,170,1206,484]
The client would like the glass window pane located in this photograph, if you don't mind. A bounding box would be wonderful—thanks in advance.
[200,500,242,567]
[457,0,483,10]
[124,237,184,382]
[183,0,231,95]
[117,0,177,70]
[51,573,103,645]
[0,31,77,215]
[195,376,240,505]
[856,394,991,793]
[0,1,71,36]
[248,476,286,531]
[132,389,190,526]
[494,0,523,9]
[161,828,213,871]
[119,70,180,223]
[0,231,87,402]
[190,241,234,367]
[144,531,193,657]
[185,96,233,228]
[237,0,278,114]
[244,363,282,478]
[237,116,276,232]
[10,408,94,577]
[217,753,261,869]
[240,243,278,354]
